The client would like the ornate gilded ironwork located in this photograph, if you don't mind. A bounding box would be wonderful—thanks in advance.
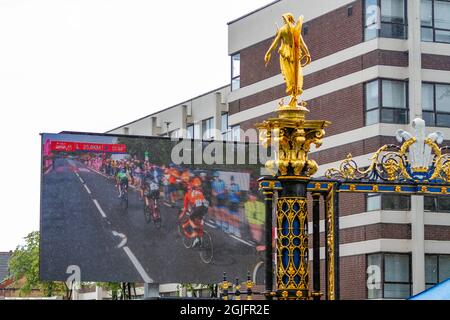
[325,188,335,300]
[276,197,309,300]
[258,121,329,176]
[259,179,282,191]
[234,278,241,300]
[256,12,332,301]
[246,271,255,300]
[325,118,450,183]
[220,273,231,301]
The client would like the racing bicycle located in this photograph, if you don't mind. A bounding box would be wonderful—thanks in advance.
[143,189,162,229]
[178,208,213,264]
[119,182,129,211]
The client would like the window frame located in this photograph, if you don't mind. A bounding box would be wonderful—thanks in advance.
[422,82,450,128]
[364,78,409,126]
[425,254,450,287]
[231,124,241,142]
[202,117,215,140]
[231,53,241,91]
[186,124,194,139]
[221,113,231,140]
[366,193,411,211]
[366,252,412,299]
[421,0,450,44]
[363,0,408,41]
[425,254,439,287]
[424,195,450,212]
[366,193,382,211]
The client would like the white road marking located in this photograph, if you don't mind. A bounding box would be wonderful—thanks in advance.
[74,171,85,183]
[75,163,153,283]
[123,246,154,283]
[230,235,254,247]
[252,261,264,282]
[83,184,91,194]
[93,199,107,218]
[67,159,77,166]
[205,222,217,229]
[112,231,127,248]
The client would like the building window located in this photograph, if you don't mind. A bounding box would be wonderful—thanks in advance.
[367,253,411,299]
[186,124,194,139]
[424,196,450,212]
[421,0,450,43]
[365,79,408,125]
[202,117,214,140]
[364,0,407,41]
[231,125,240,142]
[221,113,231,140]
[422,83,450,127]
[426,254,450,288]
[231,53,240,91]
[366,193,411,211]
[193,123,201,140]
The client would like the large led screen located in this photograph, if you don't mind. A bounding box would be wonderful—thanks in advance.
[40,132,269,284]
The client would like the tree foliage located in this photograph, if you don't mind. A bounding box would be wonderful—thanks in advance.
[96,282,123,300]
[116,136,175,164]
[8,231,69,298]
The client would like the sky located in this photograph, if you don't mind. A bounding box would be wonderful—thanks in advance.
[0,0,271,251]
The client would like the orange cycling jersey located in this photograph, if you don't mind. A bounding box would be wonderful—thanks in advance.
[180,170,190,183]
[183,188,207,211]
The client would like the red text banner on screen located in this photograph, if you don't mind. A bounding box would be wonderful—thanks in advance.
[50,141,127,153]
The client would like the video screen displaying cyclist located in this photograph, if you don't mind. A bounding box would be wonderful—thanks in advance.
[41,132,267,285]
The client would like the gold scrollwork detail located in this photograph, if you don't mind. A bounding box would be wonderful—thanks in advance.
[325,190,335,300]
[324,128,450,184]
[258,122,329,177]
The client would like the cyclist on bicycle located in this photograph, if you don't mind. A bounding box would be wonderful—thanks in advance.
[116,166,129,198]
[179,176,209,248]
[143,165,160,209]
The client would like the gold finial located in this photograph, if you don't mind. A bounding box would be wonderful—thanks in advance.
[264,13,311,108]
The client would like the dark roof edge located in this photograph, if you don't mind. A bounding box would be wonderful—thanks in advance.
[106,84,230,133]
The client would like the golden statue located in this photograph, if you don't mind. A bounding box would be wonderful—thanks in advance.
[264,13,311,107]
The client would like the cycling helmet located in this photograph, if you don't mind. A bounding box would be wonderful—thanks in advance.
[190,177,202,188]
